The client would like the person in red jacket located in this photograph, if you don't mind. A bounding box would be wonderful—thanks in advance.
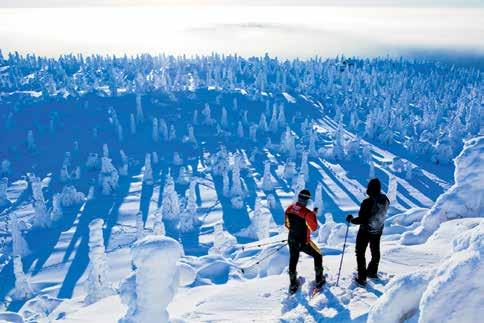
[285,189,324,293]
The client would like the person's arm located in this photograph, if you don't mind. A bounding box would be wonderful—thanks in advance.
[305,210,318,232]
[284,206,291,229]
[351,199,372,225]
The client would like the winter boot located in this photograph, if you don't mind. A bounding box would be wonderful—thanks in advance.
[315,268,325,289]
[289,271,299,294]
[354,276,367,286]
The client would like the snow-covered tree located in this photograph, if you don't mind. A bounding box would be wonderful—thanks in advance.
[161,172,180,221]
[119,236,183,323]
[60,185,85,207]
[387,174,398,204]
[85,219,115,304]
[0,177,11,208]
[237,121,244,138]
[283,159,296,181]
[130,113,136,135]
[314,183,323,216]
[143,153,154,185]
[249,198,271,240]
[152,209,166,236]
[11,256,33,300]
[30,176,49,227]
[1,159,11,177]
[292,171,305,200]
[135,94,144,125]
[258,114,268,132]
[99,157,119,195]
[176,166,190,185]
[210,222,236,254]
[267,194,276,209]
[179,183,197,233]
[136,211,145,240]
[221,106,228,128]
[50,193,63,222]
[300,151,309,181]
[152,118,159,142]
[103,144,109,158]
[230,155,243,197]
[261,161,274,191]
[173,152,183,166]
[9,212,30,257]
[222,169,230,197]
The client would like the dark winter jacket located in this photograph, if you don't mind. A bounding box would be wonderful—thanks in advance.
[285,202,318,243]
[351,193,390,234]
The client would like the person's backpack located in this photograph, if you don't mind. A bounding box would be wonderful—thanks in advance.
[368,196,389,234]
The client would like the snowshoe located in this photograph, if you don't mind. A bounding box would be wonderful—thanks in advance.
[289,280,300,294]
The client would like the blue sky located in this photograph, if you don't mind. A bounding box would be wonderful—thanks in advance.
[0,0,483,7]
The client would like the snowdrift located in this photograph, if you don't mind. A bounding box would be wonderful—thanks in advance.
[369,219,484,323]
[401,136,484,245]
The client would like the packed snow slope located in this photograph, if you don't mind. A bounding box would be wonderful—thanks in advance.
[0,53,482,322]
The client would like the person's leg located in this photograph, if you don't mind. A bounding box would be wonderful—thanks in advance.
[301,241,324,285]
[367,233,382,277]
[288,240,300,286]
[355,230,370,281]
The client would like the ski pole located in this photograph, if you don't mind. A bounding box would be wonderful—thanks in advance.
[336,219,350,287]
[240,242,288,273]
[240,239,288,251]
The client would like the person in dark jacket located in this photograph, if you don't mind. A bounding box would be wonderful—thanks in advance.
[285,189,324,293]
[346,178,389,285]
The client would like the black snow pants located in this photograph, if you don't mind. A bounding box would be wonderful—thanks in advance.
[288,239,323,274]
[355,229,382,281]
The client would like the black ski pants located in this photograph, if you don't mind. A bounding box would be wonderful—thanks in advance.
[355,229,382,281]
[288,239,323,274]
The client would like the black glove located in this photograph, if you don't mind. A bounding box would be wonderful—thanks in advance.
[346,214,353,223]
[313,207,319,213]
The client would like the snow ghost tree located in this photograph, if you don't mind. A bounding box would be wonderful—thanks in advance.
[86,153,100,170]
[11,256,33,300]
[292,171,305,201]
[284,159,297,181]
[237,121,244,138]
[387,174,398,204]
[142,153,154,185]
[161,172,180,221]
[314,183,323,216]
[9,212,31,257]
[60,185,85,207]
[300,151,309,181]
[215,165,227,197]
[176,166,190,185]
[119,236,183,323]
[135,94,144,125]
[1,159,11,177]
[98,157,119,195]
[103,144,109,158]
[49,193,63,223]
[119,150,129,176]
[30,176,49,227]
[0,177,11,208]
[173,152,183,166]
[85,219,115,304]
[210,222,237,254]
[130,114,136,135]
[152,209,166,236]
[332,121,346,160]
[179,183,197,233]
[152,118,159,142]
[261,161,274,191]
[230,155,244,197]
[250,198,271,240]
[136,211,145,240]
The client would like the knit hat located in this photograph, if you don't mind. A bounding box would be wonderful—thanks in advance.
[298,189,311,200]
